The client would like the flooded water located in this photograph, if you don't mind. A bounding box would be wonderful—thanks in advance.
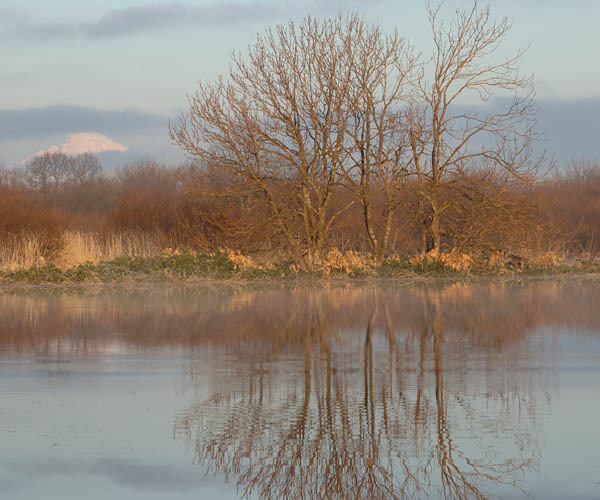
[1,279,600,499]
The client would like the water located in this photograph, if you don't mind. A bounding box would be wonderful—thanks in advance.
[1,280,600,499]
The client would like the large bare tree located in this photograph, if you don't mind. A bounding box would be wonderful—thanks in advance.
[172,3,542,263]
[172,15,380,267]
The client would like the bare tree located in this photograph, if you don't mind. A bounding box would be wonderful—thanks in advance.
[171,15,402,268]
[341,25,418,263]
[69,153,103,186]
[171,3,543,264]
[25,152,74,191]
[410,0,540,253]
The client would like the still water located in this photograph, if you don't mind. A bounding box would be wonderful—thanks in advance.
[1,280,600,499]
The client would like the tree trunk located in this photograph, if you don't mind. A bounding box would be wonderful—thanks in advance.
[431,208,441,253]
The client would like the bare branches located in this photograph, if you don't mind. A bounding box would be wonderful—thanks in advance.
[24,152,104,191]
[409,0,541,252]
[25,152,74,191]
[172,15,385,266]
[172,1,544,262]
[341,26,419,263]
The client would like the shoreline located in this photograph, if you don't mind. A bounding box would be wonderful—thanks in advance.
[1,250,599,288]
[1,268,599,291]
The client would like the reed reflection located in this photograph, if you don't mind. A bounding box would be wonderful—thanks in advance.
[174,289,550,500]
[1,281,600,355]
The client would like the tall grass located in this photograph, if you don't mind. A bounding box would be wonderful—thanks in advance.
[0,231,166,271]
[0,233,48,271]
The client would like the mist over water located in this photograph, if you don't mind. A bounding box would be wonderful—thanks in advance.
[1,280,600,499]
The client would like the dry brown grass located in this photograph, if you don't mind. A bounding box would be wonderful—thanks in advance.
[0,230,166,271]
[0,233,48,271]
[410,249,475,271]
[2,157,600,270]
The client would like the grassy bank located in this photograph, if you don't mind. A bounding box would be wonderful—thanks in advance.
[1,248,599,285]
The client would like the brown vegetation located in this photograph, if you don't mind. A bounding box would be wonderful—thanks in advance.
[1,3,600,273]
[1,153,600,273]
[170,3,548,269]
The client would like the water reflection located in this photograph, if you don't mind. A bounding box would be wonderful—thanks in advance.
[2,280,599,355]
[170,286,560,500]
[2,280,600,499]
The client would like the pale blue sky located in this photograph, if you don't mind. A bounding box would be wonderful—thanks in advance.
[1,0,599,165]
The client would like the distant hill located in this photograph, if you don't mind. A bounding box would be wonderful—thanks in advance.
[22,132,128,164]
[19,131,185,170]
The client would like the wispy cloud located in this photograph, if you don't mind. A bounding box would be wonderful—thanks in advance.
[1,2,282,41]
[0,106,179,166]
[2,22,78,40]
[0,105,166,140]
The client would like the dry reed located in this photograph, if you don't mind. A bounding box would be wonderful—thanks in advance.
[0,231,166,271]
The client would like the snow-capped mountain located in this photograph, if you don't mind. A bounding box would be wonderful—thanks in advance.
[18,131,181,169]
[26,132,128,161]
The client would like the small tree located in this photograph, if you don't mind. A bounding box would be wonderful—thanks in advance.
[69,153,103,186]
[0,163,17,188]
[25,152,74,191]
[410,0,540,254]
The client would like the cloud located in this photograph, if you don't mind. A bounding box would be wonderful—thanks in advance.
[2,99,599,167]
[444,97,600,165]
[0,105,166,140]
[537,98,600,163]
[2,22,78,40]
[0,106,182,166]
[1,2,282,41]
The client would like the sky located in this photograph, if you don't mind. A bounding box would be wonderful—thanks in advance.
[1,0,599,166]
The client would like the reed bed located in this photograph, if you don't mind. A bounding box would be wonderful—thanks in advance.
[0,231,166,272]
[1,230,598,284]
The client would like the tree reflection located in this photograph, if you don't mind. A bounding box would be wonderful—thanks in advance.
[422,297,538,499]
[174,291,542,499]
[4,282,600,497]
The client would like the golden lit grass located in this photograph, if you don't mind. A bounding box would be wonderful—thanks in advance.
[56,231,164,269]
[0,231,166,271]
[0,233,47,272]
[317,248,373,275]
[409,249,474,271]
[0,230,590,279]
